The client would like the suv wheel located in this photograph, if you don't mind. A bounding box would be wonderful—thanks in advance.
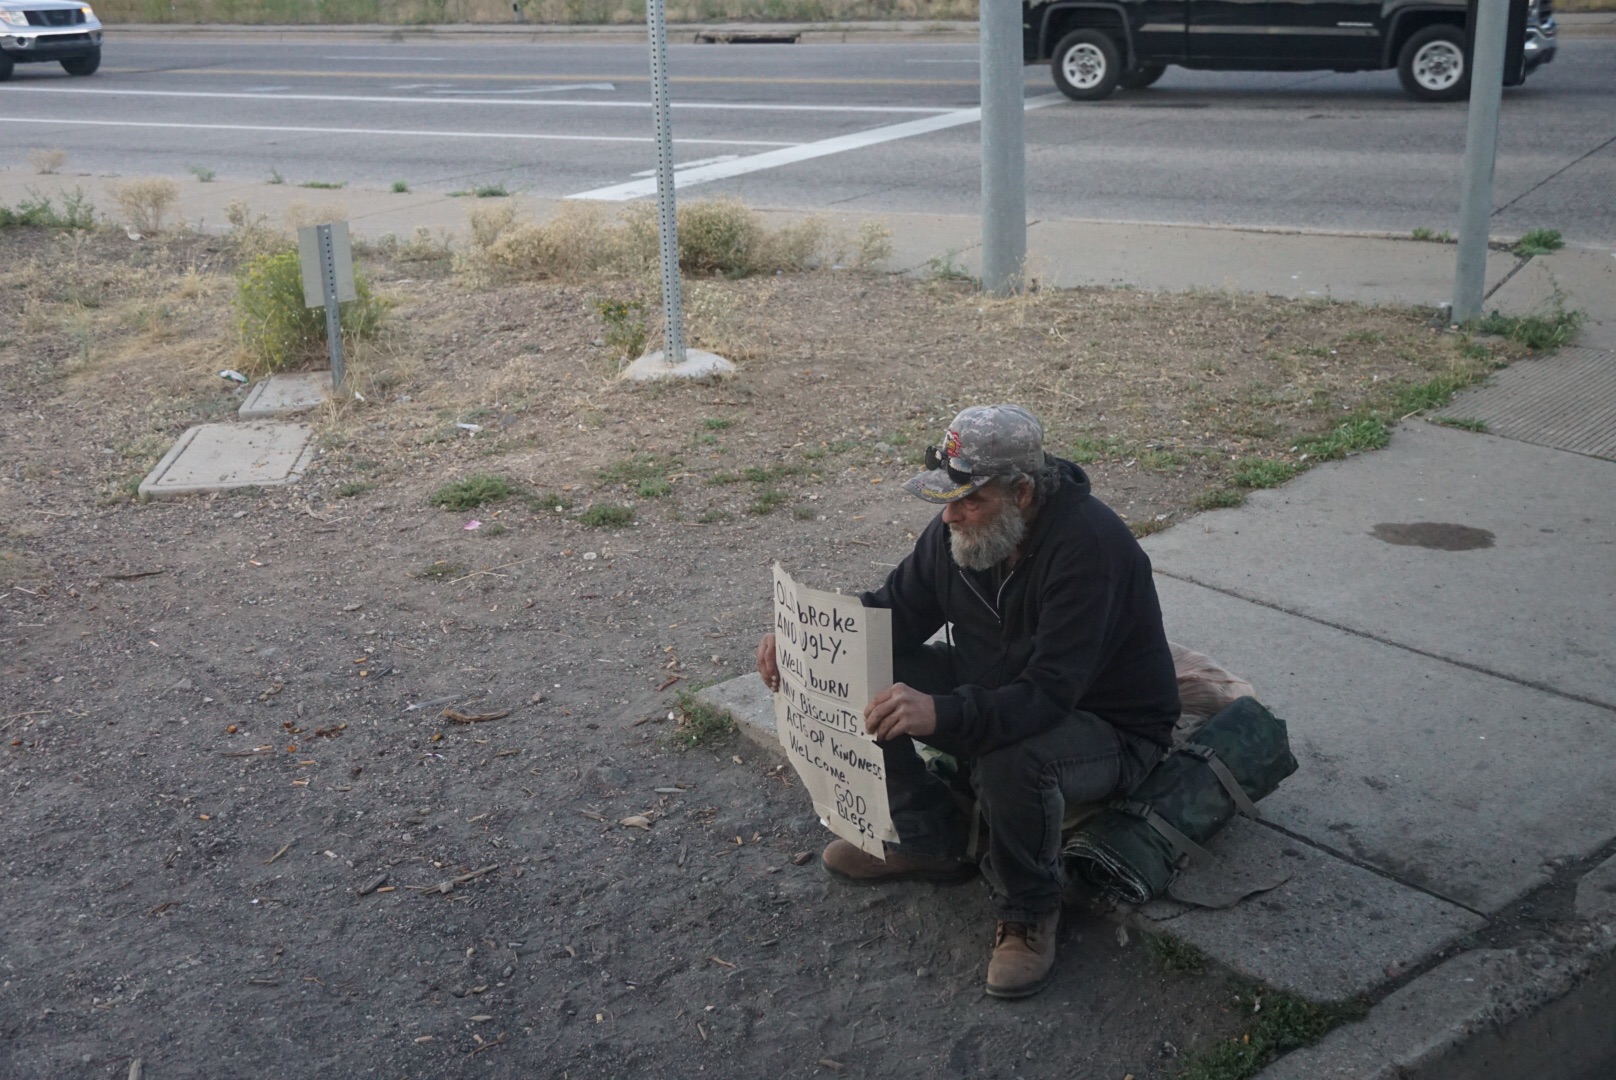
[1051,29,1123,101]
[0,55,13,83]
[61,48,101,77]
[1398,25,1469,102]
[1119,62,1167,90]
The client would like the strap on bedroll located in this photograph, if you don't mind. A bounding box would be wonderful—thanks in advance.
[1177,743,1262,819]
[1113,799,1217,868]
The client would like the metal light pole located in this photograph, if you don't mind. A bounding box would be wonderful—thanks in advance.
[646,0,686,365]
[1452,0,1510,325]
[979,0,1027,295]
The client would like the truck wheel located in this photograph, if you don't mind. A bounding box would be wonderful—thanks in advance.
[1119,63,1166,90]
[1398,25,1468,102]
[61,48,101,76]
[0,55,14,83]
[1051,29,1123,101]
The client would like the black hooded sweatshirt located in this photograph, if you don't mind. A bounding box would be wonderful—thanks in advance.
[860,458,1180,759]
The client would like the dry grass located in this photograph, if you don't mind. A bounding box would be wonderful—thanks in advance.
[113,178,181,236]
[28,149,67,175]
[0,214,1527,531]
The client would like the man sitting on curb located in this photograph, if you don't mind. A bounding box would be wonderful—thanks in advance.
[756,405,1180,999]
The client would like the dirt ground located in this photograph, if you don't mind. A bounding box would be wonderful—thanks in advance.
[0,223,1518,1078]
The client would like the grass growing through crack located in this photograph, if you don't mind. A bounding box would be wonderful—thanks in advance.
[429,474,514,511]
[336,480,374,498]
[1433,417,1487,432]
[1513,228,1564,256]
[673,689,735,748]
[1476,306,1583,351]
[1229,457,1298,490]
[579,503,634,528]
[1177,985,1364,1080]
[1143,931,1207,974]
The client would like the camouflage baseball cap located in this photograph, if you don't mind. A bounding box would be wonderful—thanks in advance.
[903,405,1046,504]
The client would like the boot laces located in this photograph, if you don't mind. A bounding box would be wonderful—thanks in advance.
[995,921,1032,948]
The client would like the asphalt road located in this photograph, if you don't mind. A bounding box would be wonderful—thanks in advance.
[2,34,1613,242]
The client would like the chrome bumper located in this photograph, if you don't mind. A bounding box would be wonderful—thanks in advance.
[1,24,102,55]
[1523,15,1557,68]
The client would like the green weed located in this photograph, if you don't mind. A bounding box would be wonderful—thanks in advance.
[599,452,679,486]
[1394,370,1485,414]
[1193,488,1245,511]
[300,180,346,190]
[749,488,789,515]
[1476,304,1583,351]
[1296,416,1390,461]
[579,503,634,528]
[1070,435,1126,464]
[187,164,216,183]
[267,168,285,185]
[1143,931,1207,973]
[1411,227,1452,243]
[673,689,735,748]
[924,250,975,283]
[1177,986,1363,1080]
[702,417,732,430]
[1513,228,1563,256]
[429,473,514,511]
[391,180,409,194]
[1230,457,1298,489]
[791,505,816,521]
[637,478,673,498]
[335,480,374,498]
[233,249,384,372]
[0,187,96,230]
[1130,517,1171,539]
[595,298,648,361]
[1139,449,1185,472]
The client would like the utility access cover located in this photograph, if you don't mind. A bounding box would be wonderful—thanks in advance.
[139,422,316,498]
[1437,347,1616,460]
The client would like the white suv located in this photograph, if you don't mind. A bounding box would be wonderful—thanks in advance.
[0,0,103,80]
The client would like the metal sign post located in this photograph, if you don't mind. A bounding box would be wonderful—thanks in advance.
[646,0,686,366]
[1452,0,1511,325]
[297,221,357,391]
[980,0,1027,295]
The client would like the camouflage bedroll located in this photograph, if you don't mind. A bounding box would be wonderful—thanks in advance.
[1062,696,1298,905]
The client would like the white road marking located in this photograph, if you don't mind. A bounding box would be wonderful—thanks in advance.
[632,154,739,176]
[326,55,445,61]
[242,85,291,92]
[0,116,797,147]
[0,86,954,115]
[568,92,1064,201]
[427,82,617,95]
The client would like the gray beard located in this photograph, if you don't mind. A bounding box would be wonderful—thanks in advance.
[949,502,1027,571]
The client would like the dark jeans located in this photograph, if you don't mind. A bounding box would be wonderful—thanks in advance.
[882,644,1163,922]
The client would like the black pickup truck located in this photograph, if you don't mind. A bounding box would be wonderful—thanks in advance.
[1022,0,1557,101]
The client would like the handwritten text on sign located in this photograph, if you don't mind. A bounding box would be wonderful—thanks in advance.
[772,564,895,857]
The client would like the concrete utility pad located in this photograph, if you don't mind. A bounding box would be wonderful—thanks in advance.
[239,371,332,420]
[1143,422,1616,708]
[701,672,780,757]
[1155,575,1616,915]
[1436,348,1616,461]
[1143,818,1482,1003]
[138,422,315,498]
[620,350,735,382]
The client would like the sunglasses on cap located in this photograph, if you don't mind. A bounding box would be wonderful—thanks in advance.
[924,445,981,486]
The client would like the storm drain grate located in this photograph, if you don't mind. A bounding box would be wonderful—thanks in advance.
[1436,347,1616,461]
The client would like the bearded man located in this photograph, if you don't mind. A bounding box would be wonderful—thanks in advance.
[756,405,1180,999]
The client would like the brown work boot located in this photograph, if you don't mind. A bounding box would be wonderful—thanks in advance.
[821,839,976,886]
[985,910,1059,999]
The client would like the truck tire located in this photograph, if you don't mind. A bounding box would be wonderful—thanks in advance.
[1398,25,1468,102]
[1119,62,1166,90]
[0,55,14,82]
[1051,29,1123,101]
[61,48,101,76]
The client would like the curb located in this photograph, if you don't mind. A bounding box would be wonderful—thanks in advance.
[1254,930,1616,1079]
[99,19,980,43]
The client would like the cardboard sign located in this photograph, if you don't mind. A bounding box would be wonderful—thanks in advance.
[771,563,896,857]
